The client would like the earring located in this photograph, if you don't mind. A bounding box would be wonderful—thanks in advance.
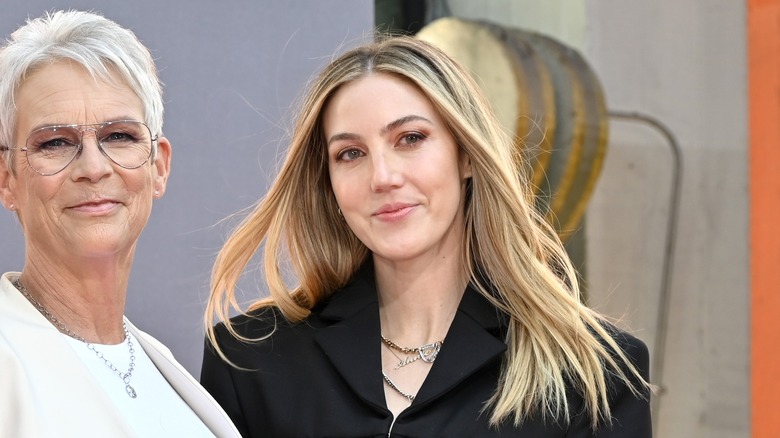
[8,203,14,211]
[154,190,160,197]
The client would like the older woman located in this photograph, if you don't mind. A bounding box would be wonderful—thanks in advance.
[0,10,239,437]
[202,36,651,437]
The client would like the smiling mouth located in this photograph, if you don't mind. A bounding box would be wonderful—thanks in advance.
[70,200,120,214]
[373,204,415,220]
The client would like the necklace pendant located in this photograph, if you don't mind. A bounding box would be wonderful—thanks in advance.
[418,341,442,363]
[125,384,137,398]
[395,355,418,369]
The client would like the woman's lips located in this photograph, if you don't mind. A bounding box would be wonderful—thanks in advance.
[70,200,120,214]
[372,203,416,221]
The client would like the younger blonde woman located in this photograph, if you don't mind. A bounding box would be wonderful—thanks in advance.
[201,36,651,437]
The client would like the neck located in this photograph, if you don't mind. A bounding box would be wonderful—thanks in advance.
[374,254,467,345]
[20,254,130,344]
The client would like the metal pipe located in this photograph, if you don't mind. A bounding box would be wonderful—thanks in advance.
[607,110,683,430]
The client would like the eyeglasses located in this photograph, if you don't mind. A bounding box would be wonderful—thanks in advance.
[0,120,157,176]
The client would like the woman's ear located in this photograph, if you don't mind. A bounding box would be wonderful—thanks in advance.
[0,155,16,210]
[459,150,472,180]
[152,136,172,198]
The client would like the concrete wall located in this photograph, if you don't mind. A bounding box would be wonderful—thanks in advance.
[587,3,749,437]
[445,1,750,436]
[0,1,375,375]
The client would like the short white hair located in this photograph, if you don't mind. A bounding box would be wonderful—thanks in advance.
[0,10,164,169]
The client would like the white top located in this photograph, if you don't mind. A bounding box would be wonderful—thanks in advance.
[64,332,215,437]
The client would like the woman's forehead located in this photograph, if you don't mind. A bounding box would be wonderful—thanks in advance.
[15,60,142,131]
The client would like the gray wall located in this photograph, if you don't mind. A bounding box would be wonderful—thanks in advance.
[0,1,374,375]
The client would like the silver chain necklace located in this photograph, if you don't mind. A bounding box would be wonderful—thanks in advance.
[13,279,138,398]
[380,336,443,403]
[382,371,415,403]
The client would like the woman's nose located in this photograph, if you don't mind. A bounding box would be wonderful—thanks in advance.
[370,151,403,192]
[70,129,112,180]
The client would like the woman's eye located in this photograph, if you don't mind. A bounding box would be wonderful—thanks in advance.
[336,148,364,162]
[399,133,425,146]
[103,132,134,143]
[35,138,75,151]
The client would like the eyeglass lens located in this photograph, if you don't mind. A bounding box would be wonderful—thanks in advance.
[25,121,153,175]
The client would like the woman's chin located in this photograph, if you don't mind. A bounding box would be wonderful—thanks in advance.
[48,231,138,260]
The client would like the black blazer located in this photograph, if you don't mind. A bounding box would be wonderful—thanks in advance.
[201,265,651,437]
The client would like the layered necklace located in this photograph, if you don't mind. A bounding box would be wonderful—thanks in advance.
[13,279,138,399]
[381,335,443,403]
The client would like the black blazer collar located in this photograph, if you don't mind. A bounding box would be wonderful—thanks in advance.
[318,261,505,332]
[313,263,386,411]
[318,261,379,322]
[313,261,507,411]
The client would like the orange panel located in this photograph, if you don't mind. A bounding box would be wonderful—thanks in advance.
[749,0,780,436]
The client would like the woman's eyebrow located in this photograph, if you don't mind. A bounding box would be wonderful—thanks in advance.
[327,115,433,146]
[327,132,362,146]
[380,115,432,135]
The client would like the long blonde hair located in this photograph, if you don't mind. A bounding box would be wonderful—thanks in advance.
[206,35,649,430]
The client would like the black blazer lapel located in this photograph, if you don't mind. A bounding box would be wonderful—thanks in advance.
[312,265,508,415]
[414,288,507,406]
[313,266,387,413]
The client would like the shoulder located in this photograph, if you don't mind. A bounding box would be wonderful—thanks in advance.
[0,272,22,307]
[561,324,652,435]
[601,323,650,380]
[215,291,341,338]
[215,305,294,340]
[210,305,326,356]
[593,323,652,425]
[599,326,653,435]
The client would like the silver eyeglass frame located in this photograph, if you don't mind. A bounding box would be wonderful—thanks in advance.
[0,120,158,176]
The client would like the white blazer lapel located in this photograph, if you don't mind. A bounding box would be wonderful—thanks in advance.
[0,273,132,437]
[125,320,241,438]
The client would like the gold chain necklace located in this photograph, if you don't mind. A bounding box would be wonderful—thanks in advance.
[383,342,420,369]
[381,335,443,363]
[380,335,444,403]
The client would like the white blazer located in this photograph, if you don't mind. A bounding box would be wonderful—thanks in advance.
[0,272,241,438]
